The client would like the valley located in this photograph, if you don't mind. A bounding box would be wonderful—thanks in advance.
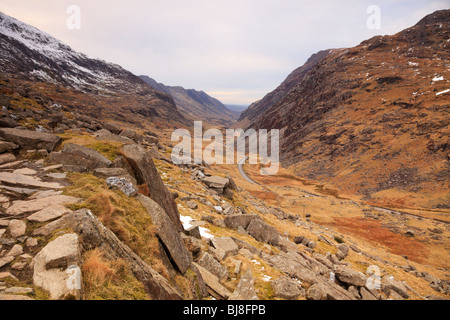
[0,8,448,302]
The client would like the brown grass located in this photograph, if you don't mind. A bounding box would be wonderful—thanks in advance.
[82,248,148,300]
[325,217,428,263]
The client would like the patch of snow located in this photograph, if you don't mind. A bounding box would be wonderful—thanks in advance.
[436,89,450,96]
[262,275,272,282]
[432,76,444,82]
[180,215,214,239]
[408,61,419,67]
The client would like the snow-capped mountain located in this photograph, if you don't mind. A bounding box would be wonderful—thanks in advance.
[0,11,188,125]
[0,11,146,94]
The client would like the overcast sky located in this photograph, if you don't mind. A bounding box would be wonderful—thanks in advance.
[1,0,449,104]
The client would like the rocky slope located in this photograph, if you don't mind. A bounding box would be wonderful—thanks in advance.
[140,76,238,126]
[0,105,448,300]
[236,49,332,128]
[244,9,450,210]
[0,11,187,127]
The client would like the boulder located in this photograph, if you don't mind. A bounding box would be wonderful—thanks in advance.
[262,252,317,285]
[224,214,261,230]
[246,218,280,246]
[0,172,63,190]
[0,153,16,165]
[229,269,258,300]
[202,176,229,194]
[49,143,112,172]
[27,205,72,223]
[119,129,144,143]
[381,275,409,299]
[33,234,82,300]
[334,265,367,287]
[0,128,61,152]
[198,252,229,282]
[193,262,231,300]
[122,144,183,231]
[7,195,80,216]
[7,219,26,237]
[186,201,198,210]
[138,194,192,274]
[0,141,19,153]
[272,276,305,300]
[336,244,349,260]
[210,237,239,258]
[106,177,137,197]
[101,122,122,135]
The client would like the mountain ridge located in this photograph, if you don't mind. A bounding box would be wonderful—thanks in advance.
[0,11,187,127]
[140,75,238,126]
[243,9,450,210]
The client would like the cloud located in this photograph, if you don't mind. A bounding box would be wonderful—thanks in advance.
[1,0,449,104]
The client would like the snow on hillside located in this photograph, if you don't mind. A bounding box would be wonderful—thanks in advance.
[0,11,142,93]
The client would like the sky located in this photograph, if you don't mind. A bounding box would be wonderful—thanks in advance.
[1,0,449,105]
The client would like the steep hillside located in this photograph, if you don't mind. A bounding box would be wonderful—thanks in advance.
[140,76,237,126]
[246,9,450,210]
[236,49,332,128]
[0,11,187,127]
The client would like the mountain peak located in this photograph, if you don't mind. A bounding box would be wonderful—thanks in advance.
[415,9,450,26]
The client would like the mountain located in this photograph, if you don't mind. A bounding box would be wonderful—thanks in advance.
[236,49,332,128]
[0,11,187,127]
[244,9,450,210]
[140,75,238,126]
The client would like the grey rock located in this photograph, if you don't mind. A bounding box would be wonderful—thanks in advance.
[138,194,192,274]
[229,269,258,300]
[246,218,280,246]
[8,219,26,237]
[193,262,231,300]
[49,143,112,172]
[210,237,239,258]
[0,128,61,152]
[224,214,261,230]
[198,252,229,282]
[272,276,305,300]
[122,144,183,231]
[106,177,137,197]
[334,265,367,287]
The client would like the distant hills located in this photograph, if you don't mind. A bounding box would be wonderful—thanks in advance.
[140,76,238,126]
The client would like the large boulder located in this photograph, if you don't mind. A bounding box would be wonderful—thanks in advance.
[229,269,259,300]
[246,218,280,246]
[193,262,231,300]
[121,144,183,231]
[0,128,61,152]
[210,237,239,259]
[198,252,229,282]
[272,276,305,300]
[202,176,229,194]
[334,265,367,287]
[49,143,112,172]
[33,233,82,300]
[224,214,261,230]
[138,194,192,274]
[31,209,182,300]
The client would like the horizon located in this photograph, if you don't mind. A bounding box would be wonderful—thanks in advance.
[1,1,449,104]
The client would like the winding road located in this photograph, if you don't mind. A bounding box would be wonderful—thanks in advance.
[237,157,259,185]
